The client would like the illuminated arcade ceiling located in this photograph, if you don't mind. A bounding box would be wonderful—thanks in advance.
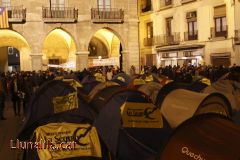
[91,28,121,57]
[43,28,76,60]
[0,29,29,50]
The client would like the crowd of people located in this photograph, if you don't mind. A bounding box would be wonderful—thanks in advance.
[0,64,239,120]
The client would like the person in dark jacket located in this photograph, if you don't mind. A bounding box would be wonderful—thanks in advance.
[10,76,21,116]
[0,77,6,120]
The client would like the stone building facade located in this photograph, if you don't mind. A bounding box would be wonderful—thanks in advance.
[139,0,240,67]
[0,0,140,73]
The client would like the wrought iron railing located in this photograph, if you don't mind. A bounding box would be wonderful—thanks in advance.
[42,7,78,22]
[6,6,26,22]
[91,8,124,23]
[211,26,228,38]
[235,30,240,44]
[160,0,172,8]
[144,37,153,46]
[184,30,198,41]
[154,33,180,46]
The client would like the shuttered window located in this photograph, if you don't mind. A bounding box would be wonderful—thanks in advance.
[214,5,226,18]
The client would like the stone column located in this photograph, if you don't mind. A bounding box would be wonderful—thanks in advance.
[30,54,42,71]
[121,50,130,74]
[76,51,89,71]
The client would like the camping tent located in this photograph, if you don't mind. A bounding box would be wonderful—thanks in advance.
[158,114,240,160]
[18,80,96,140]
[88,81,120,102]
[112,73,131,85]
[138,82,163,104]
[17,80,111,159]
[159,88,232,128]
[204,79,240,111]
[94,89,172,160]
[89,85,124,113]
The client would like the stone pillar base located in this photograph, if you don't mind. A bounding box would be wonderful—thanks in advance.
[30,54,42,71]
[76,51,89,71]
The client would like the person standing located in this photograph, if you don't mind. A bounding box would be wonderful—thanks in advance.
[0,75,6,120]
[10,76,21,116]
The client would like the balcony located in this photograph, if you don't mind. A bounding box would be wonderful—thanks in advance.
[160,0,173,10]
[144,37,153,46]
[210,26,228,39]
[184,31,198,41]
[91,8,124,23]
[42,7,78,23]
[181,0,196,4]
[154,33,180,47]
[234,30,240,45]
[7,6,26,22]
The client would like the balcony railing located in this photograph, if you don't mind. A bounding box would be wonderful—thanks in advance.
[6,6,26,22]
[184,31,198,41]
[211,26,228,39]
[160,0,173,9]
[154,33,180,46]
[235,30,240,44]
[144,37,153,46]
[42,7,78,22]
[91,8,124,23]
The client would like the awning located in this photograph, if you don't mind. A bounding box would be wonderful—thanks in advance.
[156,44,205,52]
[211,52,231,57]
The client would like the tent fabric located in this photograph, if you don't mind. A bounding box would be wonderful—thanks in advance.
[160,89,231,128]
[18,80,96,140]
[81,75,97,84]
[88,81,119,102]
[155,82,189,107]
[140,73,161,83]
[138,82,163,104]
[23,123,111,160]
[111,78,127,86]
[112,73,131,84]
[204,79,240,111]
[158,114,240,160]
[190,80,209,92]
[233,110,240,125]
[90,85,124,113]
[79,81,100,95]
[94,89,172,160]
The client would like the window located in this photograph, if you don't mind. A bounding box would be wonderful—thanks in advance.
[165,0,172,6]
[141,0,152,12]
[98,0,110,9]
[1,0,10,7]
[166,17,173,36]
[214,5,227,37]
[50,0,65,9]
[146,22,153,38]
[186,11,197,40]
[215,17,227,32]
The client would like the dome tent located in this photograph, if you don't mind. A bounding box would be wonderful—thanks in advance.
[94,89,172,160]
[158,114,240,160]
[87,81,120,102]
[138,82,163,104]
[89,85,124,113]
[160,88,232,128]
[17,80,111,160]
[204,79,240,112]
[112,73,131,84]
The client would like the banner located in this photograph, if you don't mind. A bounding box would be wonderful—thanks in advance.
[0,7,9,28]
[120,102,163,128]
[52,92,78,113]
[35,123,102,160]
